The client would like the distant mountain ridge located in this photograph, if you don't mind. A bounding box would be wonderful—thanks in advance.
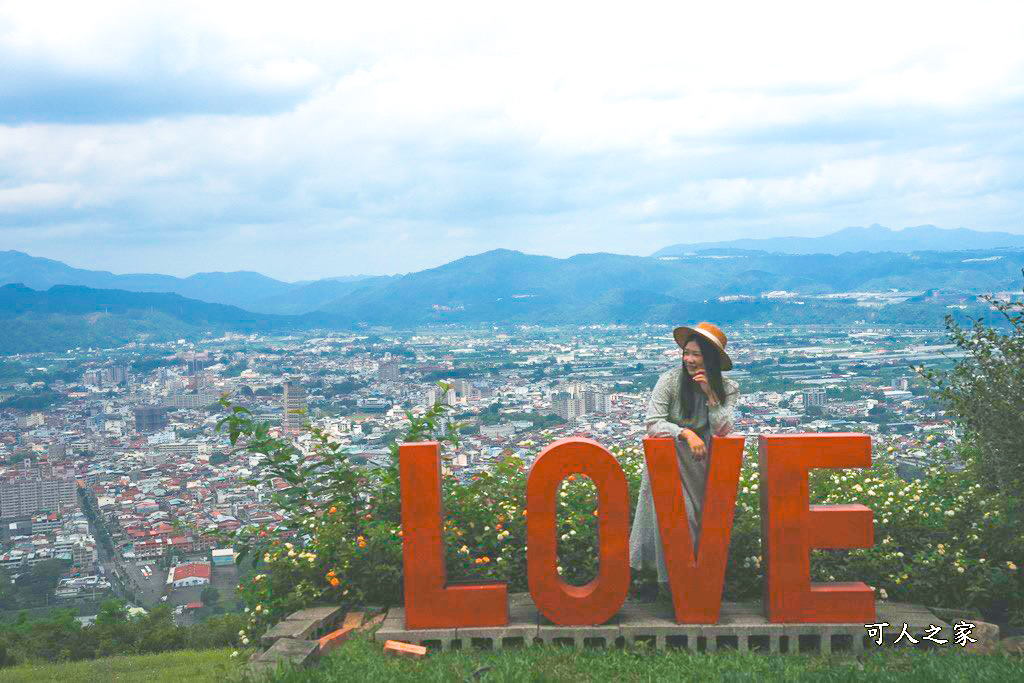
[4,234,1024,332]
[652,224,1024,256]
[318,247,1024,325]
[0,250,382,314]
[3,243,1021,352]
[0,283,343,353]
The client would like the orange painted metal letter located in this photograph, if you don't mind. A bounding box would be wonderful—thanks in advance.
[643,435,745,623]
[759,434,874,622]
[526,438,631,625]
[400,442,508,629]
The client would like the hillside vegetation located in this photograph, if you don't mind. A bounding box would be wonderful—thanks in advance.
[0,647,240,682]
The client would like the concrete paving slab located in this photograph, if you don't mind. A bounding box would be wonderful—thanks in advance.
[252,636,319,667]
[288,605,342,628]
[261,618,319,646]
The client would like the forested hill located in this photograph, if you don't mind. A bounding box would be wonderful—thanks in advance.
[0,284,332,353]
[2,243,1022,353]
[316,248,1024,325]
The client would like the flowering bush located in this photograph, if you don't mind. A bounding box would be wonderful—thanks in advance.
[217,392,1022,640]
[725,445,1023,624]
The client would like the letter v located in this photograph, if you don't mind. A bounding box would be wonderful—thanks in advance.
[643,435,745,623]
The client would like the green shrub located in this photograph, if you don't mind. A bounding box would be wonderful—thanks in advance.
[220,389,1022,641]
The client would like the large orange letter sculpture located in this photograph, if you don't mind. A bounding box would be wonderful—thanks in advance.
[400,442,508,629]
[758,434,874,622]
[643,436,745,623]
[526,438,631,625]
[400,433,876,628]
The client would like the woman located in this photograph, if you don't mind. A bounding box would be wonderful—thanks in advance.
[629,322,740,594]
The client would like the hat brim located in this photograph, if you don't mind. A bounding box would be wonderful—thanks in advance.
[673,326,733,371]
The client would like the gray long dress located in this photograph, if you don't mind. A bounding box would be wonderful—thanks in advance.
[629,367,739,582]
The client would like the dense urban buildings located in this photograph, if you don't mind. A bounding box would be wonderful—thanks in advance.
[0,319,964,613]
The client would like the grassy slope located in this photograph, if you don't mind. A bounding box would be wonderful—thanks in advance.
[264,634,1024,683]
[2,634,1022,682]
[0,647,241,683]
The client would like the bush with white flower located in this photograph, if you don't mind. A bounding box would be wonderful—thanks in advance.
[214,382,1022,640]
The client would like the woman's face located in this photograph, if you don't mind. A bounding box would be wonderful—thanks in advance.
[682,339,704,376]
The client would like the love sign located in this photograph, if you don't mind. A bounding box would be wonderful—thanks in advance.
[400,434,874,628]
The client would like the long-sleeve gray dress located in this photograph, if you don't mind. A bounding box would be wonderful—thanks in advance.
[629,367,739,582]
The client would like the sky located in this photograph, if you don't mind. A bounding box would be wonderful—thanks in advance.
[1,1,1023,282]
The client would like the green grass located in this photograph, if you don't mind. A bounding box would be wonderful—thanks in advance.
[260,634,1024,683]
[3,635,1021,683]
[0,647,242,682]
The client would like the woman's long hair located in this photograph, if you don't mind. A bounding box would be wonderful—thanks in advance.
[679,333,727,417]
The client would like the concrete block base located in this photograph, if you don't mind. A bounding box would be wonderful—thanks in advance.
[373,594,954,654]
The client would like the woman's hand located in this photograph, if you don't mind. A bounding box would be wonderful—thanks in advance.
[679,428,707,460]
[691,370,719,406]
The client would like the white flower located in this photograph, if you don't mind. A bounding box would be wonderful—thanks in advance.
[957,566,965,573]
[879,589,888,600]
[561,533,570,541]
[945,510,955,518]
[852,484,863,492]
[1008,562,1017,570]
[231,651,239,658]
[241,637,250,645]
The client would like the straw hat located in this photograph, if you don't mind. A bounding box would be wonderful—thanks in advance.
[673,322,733,371]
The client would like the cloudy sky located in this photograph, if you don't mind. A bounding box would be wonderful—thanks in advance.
[1,1,1023,281]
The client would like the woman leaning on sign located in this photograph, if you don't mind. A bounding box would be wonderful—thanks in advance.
[628,322,739,598]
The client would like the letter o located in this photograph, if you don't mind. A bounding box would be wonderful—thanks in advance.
[526,437,630,625]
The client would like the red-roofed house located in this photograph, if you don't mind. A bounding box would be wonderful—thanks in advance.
[169,561,211,588]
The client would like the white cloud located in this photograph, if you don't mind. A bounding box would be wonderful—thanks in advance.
[0,1,1023,279]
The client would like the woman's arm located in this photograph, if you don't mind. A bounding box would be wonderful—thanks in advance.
[709,379,739,436]
[645,371,683,439]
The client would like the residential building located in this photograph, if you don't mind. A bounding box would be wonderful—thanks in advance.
[282,381,307,435]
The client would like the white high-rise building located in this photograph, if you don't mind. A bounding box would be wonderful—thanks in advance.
[282,381,307,435]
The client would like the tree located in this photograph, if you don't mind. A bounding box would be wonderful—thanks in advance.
[16,558,69,604]
[95,598,129,626]
[918,278,1024,496]
[200,585,220,607]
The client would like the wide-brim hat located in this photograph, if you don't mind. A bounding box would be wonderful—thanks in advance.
[673,322,733,371]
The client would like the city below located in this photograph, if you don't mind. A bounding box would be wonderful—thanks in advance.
[0,322,964,618]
